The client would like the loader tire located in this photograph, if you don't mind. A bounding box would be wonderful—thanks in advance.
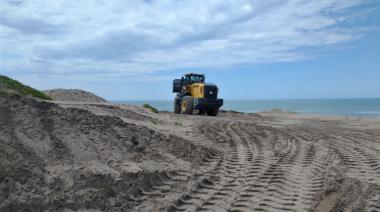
[174,97,181,114]
[181,96,194,114]
[207,108,219,116]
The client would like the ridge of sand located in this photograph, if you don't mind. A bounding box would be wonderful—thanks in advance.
[44,88,107,102]
[1,95,380,211]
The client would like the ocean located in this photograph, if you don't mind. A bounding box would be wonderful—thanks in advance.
[111,98,380,118]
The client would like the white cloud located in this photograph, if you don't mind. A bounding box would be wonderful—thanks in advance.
[0,0,373,79]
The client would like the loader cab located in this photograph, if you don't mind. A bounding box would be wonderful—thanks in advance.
[182,73,205,85]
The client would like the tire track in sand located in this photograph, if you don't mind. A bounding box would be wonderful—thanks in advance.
[228,124,331,211]
[367,186,380,212]
[168,119,376,211]
[167,122,251,211]
[327,135,380,184]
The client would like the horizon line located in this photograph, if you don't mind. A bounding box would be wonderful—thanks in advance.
[109,97,380,101]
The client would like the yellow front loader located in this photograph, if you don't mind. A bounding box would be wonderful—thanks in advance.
[172,73,223,116]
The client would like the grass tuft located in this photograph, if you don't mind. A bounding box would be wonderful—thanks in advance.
[143,103,159,113]
[0,75,52,100]
[263,108,297,114]
[0,90,7,97]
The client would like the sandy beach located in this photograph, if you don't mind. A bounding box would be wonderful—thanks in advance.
[2,0,379,211]
[0,94,379,212]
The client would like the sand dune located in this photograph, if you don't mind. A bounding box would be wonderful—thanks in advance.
[44,89,107,103]
[1,95,380,211]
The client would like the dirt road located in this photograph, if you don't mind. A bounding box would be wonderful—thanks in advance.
[1,96,380,211]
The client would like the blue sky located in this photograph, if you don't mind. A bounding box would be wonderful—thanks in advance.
[0,0,379,100]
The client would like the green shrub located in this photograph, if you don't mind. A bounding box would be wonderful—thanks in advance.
[263,108,297,114]
[0,90,7,97]
[0,75,52,100]
[143,103,159,113]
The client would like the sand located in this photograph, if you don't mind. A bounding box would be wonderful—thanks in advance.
[1,95,380,212]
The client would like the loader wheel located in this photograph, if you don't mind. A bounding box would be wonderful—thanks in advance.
[174,97,181,114]
[207,108,219,116]
[181,96,194,114]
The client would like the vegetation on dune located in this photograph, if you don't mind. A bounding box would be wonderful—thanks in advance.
[0,90,7,97]
[262,108,297,114]
[220,109,244,114]
[143,103,159,113]
[0,75,52,100]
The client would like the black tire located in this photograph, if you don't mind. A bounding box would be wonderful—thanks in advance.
[207,108,219,116]
[174,97,181,114]
[181,96,194,114]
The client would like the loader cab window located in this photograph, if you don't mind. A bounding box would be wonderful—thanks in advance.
[187,75,205,84]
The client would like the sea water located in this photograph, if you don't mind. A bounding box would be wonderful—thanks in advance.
[112,99,380,118]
